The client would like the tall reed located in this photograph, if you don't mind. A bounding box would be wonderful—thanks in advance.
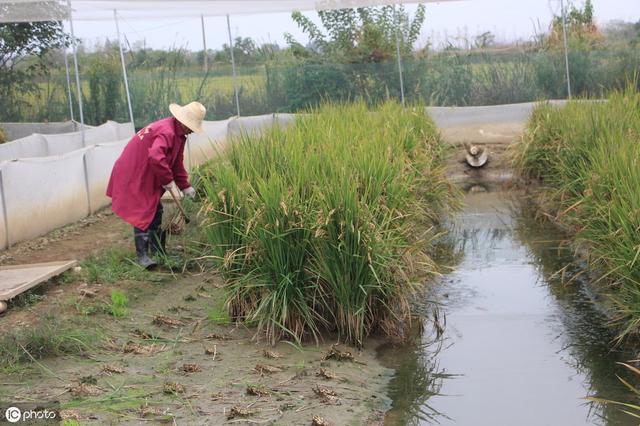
[196,102,456,345]
[513,88,640,341]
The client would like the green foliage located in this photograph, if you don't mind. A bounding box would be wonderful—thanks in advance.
[287,6,425,63]
[108,290,129,317]
[195,102,456,345]
[82,248,165,284]
[0,17,70,120]
[0,316,97,372]
[86,43,122,124]
[513,88,640,341]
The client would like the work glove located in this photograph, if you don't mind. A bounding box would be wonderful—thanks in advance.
[183,186,196,199]
[163,181,177,192]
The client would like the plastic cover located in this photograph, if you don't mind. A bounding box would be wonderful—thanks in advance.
[1,149,89,246]
[0,0,453,23]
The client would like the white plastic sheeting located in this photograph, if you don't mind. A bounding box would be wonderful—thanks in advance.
[0,150,90,247]
[0,134,48,160]
[84,139,127,211]
[0,121,88,142]
[0,0,457,23]
[0,121,134,162]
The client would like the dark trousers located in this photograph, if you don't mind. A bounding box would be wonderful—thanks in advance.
[134,202,163,235]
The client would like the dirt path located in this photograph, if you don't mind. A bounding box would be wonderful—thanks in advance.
[0,210,129,267]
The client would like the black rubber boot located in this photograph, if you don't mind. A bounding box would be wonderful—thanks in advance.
[149,229,167,256]
[134,232,158,269]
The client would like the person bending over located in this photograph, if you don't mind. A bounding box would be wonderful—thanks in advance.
[107,101,205,268]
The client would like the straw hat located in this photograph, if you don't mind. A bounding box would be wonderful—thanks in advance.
[465,144,489,168]
[169,101,206,134]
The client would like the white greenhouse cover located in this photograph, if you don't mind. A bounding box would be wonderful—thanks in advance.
[1,0,458,22]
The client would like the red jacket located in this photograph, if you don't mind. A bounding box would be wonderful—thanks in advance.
[106,117,190,230]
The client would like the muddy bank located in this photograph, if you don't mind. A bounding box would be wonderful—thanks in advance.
[0,269,393,424]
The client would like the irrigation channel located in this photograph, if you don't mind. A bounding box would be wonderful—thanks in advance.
[379,185,635,426]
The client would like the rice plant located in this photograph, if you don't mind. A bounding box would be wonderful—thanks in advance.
[513,87,640,341]
[195,102,456,345]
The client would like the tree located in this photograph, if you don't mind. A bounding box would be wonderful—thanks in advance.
[548,0,601,47]
[285,5,426,63]
[0,12,70,120]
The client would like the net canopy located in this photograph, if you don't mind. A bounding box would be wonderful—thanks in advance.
[0,0,459,22]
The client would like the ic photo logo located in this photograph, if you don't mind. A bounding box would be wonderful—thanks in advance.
[4,407,21,423]
[3,405,58,423]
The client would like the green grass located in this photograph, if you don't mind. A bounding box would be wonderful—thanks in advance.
[195,101,456,345]
[513,87,640,341]
[81,248,165,284]
[107,290,129,317]
[0,316,98,373]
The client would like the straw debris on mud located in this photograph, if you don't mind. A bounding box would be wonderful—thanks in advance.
[227,405,256,419]
[69,383,102,397]
[254,363,283,375]
[153,314,185,328]
[246,384,272,396]
[313,385,340,404]
[316,368,341,381]
[101,364,124,375]
[163,381,186,394]
[124,341,163,355]
[263,349,283,359]
[312,415,331,426]
[182,363,201,373]
[322,344,355,362]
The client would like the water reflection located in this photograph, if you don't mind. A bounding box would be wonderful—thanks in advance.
[380,190,637,425]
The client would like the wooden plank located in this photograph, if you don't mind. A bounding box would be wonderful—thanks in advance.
[0,260,77,301]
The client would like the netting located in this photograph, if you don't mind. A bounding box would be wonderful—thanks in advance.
[0,0,455,23]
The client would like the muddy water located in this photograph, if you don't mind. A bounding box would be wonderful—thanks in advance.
[381,189,636,426]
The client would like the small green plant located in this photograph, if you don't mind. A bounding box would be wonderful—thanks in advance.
[107,290,129,317]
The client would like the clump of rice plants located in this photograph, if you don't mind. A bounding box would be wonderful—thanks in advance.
[196,102,456,345]
[107,290,129,317]
[513,87,640,341]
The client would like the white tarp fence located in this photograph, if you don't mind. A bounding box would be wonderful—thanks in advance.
[0,121,134,163]
[0,121,89,142]
[0,115,276,250]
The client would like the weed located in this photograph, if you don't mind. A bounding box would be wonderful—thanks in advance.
[0,316,98,372]
[81,248,165,284]
[107,290,129,317]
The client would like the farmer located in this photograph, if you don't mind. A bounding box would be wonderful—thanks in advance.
[106,101,206,269]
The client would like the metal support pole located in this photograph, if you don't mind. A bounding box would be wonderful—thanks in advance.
[560,0,572,99]
[394,4,406,107]
[201,14,208,73]
[82,152,93,215]
[0,169,10,249]
[114,9,135,127]
[226,14,241,117]
[63,50,75,121]
[67,0,85,143]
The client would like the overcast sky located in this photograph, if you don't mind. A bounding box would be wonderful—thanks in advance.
[68,0,640,51]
